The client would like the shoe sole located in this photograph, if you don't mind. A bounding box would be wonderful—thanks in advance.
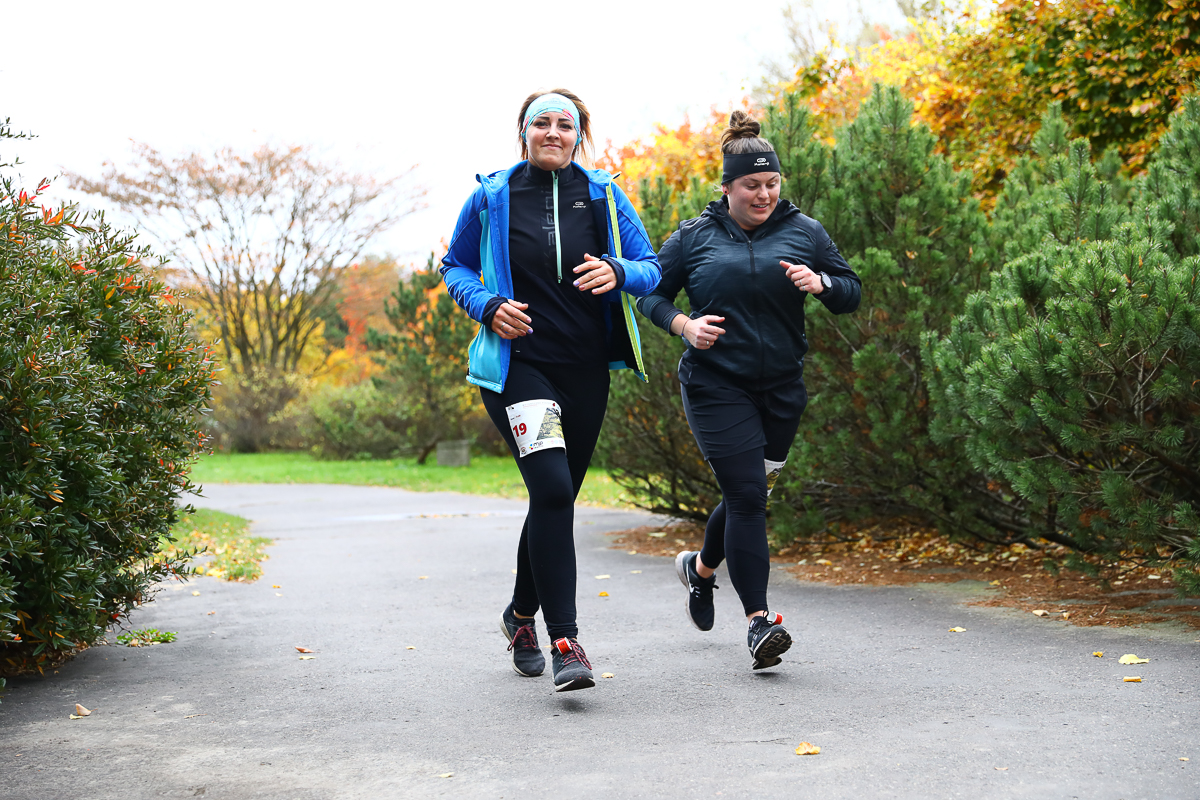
[675,551,712,632]
[554,675,596,692]
[499,613,544,678]
[751,627,792,671]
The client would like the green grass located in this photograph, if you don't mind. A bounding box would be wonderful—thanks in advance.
[189,451,635,508]
[116,628,177,647]
[161,507,270,582]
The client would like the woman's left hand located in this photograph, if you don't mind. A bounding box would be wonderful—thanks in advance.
[782,260,823,294]
[573,253,617,294]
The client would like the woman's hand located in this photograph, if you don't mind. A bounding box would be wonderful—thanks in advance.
[676,314,726,350]
[782,260,823,294]
[491,300,533,339]
[573,253,617,294]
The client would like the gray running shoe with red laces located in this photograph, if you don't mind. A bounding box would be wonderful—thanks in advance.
[550,637,595,692]
[500,604,545,677]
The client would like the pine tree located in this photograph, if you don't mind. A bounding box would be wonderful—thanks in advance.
[927,98,1200,592]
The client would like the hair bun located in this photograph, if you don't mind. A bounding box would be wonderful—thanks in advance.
[721,110,762,150]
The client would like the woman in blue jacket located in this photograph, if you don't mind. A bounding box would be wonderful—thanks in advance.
[638,111,861,671]
[441,89,660,692]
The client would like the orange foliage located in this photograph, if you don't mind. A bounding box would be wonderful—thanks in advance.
[597,106,742,208]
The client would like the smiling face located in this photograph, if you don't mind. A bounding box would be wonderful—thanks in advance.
[723,172,781,230]
[526,111,578,171]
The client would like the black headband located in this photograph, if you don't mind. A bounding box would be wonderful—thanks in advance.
[721,150,781,184]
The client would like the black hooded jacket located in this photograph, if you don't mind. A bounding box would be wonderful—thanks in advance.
[637,197,861,386]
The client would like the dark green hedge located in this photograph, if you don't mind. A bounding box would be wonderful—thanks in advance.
[1,124,215,678]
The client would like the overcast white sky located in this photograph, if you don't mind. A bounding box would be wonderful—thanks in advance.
[4,0,904,262]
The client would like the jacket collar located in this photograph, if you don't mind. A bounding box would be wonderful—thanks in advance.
[705,196,797,241]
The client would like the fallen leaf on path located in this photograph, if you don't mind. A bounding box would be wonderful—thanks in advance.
[1062,612,1071,620]
[191,591,201,596]
[275,593,282,597]
[949,627,966,632]
[206,611,215,616]
[1119,654,1149,665]
[1032,610,1049,617]
[406,646,416,650]
[1181,758,1190,762]
[647,532,665,538]
[295,646,313,653]
[272,585,281,588]
[630,570,642,574]
[439,773,454,778]
[75,704,91,716]
[627,550,638,555]
[595,575,610,580]
[995,767,1008,771]
[795,742,820,755]
[1123,676,1142,682]
[69,714,85,720]
[1093,651,1103,658]
[299,656,315,660]
[418,576,428,580]
[598,591,609,597]
[601,673,614,678]
[816,559,832,566]
[989,580,1001,586]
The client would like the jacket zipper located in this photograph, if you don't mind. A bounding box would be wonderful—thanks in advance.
[748,239,762,381]
[552,170,562,283]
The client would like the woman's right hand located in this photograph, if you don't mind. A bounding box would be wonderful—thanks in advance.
[492,300,533,339]
[680,314,726,350]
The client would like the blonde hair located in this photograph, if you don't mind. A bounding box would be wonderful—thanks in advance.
[517,88,594,165]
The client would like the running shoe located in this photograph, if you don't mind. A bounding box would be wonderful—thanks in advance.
[499,604,545,677]
[675,550,718,631]
[550,637,595,692]
[747,612,792,670]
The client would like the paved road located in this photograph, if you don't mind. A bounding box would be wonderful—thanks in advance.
[1,483,1197,799]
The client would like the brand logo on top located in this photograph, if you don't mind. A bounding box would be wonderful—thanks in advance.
[755,157,768,165]
[573,201,587,209]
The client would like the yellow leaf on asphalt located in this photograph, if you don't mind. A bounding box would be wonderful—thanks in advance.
[75,704,91,716]
[598,591,609,597]
[601,673,615,678]
[949,627,966,632]
[191,591,201,596]
[295,646,313,653]
[406,646,416,650]
[439,773,454,778]
[795,742,821,755]
[275,593,282,597]
[272,585,281,588]
[816,559,832,566]
[299,656,314,660]
[1119,654,1149,665]
[595,575,611,580]
[1093,651,1103,658]
[1124,676,1142,682]
[418,576,428,580]
[630,570,642,574]
[206,611,215,616]
[989,580,1001,586]
[1062,612,1071,620]
[1181,758,1189,762]
[995,767,1008,771]
[69,714,84,720]
[1032,610,1049,617]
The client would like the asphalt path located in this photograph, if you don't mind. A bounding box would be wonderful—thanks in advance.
[1,483,1197,799]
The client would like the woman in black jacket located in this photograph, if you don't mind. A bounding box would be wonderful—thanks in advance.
[637,111,861,670]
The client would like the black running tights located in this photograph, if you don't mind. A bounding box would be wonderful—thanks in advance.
[698,448,776,616]
[480,360,610,641]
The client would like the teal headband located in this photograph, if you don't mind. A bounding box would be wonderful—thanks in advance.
[521,93,581,144]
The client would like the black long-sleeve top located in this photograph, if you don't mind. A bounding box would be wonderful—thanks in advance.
[483,161,624,366]
[637,197,861,386]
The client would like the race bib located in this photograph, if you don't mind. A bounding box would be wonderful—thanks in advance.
[765,459,786,496]
[506,399,565,458]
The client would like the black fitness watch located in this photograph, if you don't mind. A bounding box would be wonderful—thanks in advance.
[819,272,832,292]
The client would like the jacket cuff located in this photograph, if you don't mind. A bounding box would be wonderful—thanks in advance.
[601,257,626,291]
[481,295,505,328]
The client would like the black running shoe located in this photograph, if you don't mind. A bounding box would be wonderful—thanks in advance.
[499,604,545,677]
[675,551,718,631]
[550,637,595,692]
[747,612,792,670]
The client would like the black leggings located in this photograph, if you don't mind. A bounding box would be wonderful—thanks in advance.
[681,362,805,616]
[480,359,610,641]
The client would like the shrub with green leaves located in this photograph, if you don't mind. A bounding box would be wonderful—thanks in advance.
[0,121,214,677]
[296,381,408,460]
[927,99,1200,593]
